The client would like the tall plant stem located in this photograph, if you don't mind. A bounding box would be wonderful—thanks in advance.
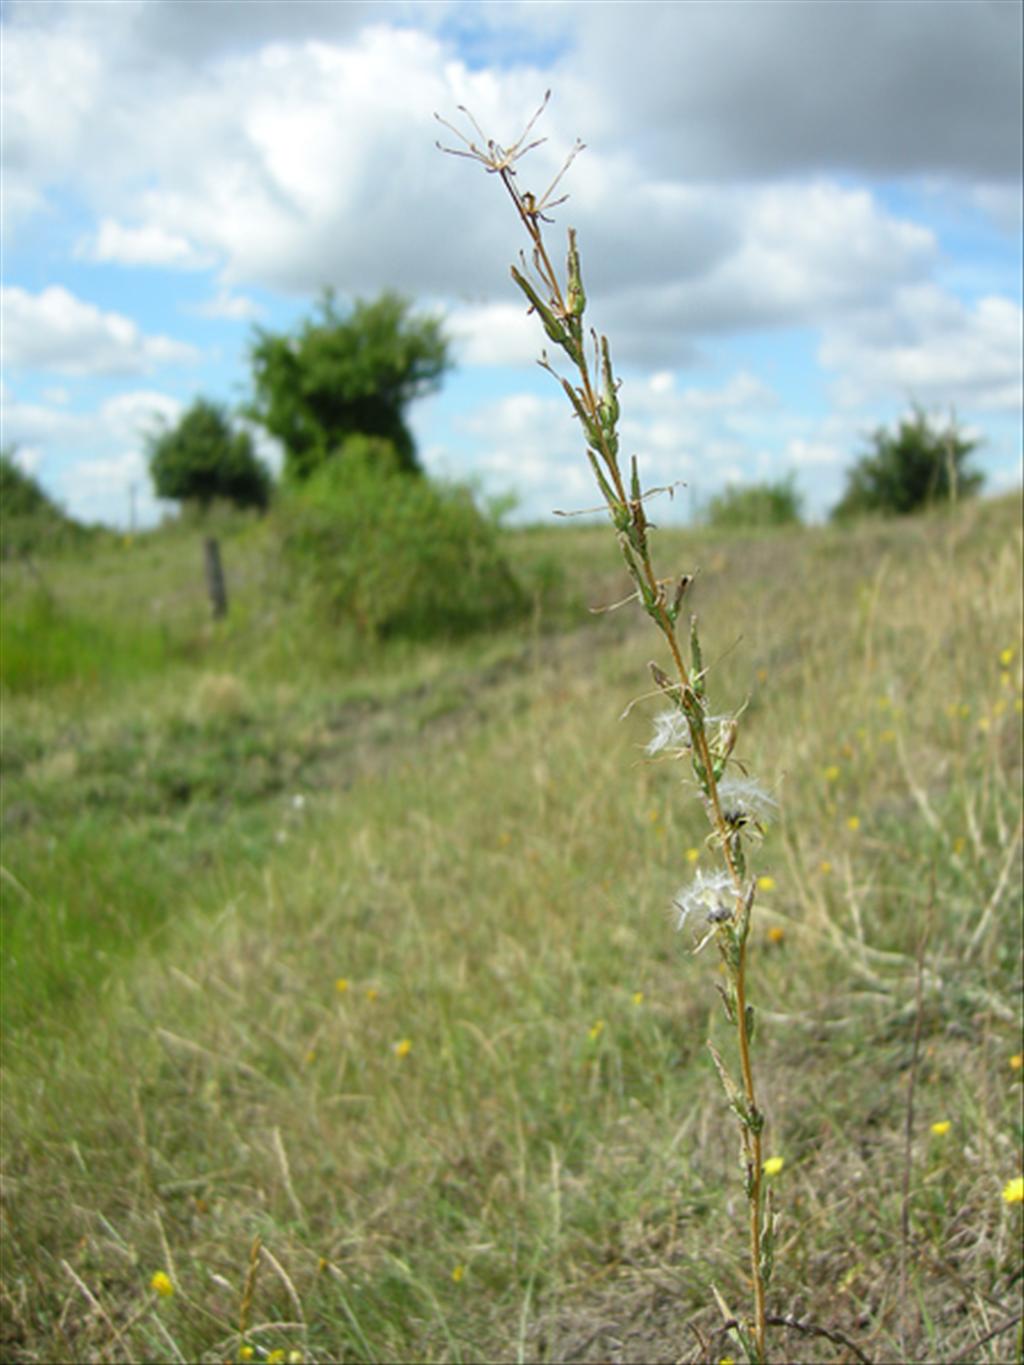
[493,145,767,1363]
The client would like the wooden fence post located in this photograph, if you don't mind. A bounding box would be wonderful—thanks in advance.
[204,536,228,619]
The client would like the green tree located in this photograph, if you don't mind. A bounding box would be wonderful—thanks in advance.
[1,449,55,519]
[0,448,83,557]
[247,291,451,482]
[705,474,803,530]
[147,399,271,512]
[832,407,983,520]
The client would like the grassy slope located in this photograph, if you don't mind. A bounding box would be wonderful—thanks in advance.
[1,499,1022,1364]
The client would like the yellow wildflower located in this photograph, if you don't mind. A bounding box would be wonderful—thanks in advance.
[288,1353,304,1364]
[632,991,644,1006]
[1002,1176,1023,1204]
[685,846,700,864]
[266,1352,286,1365]
[304,1049,316,1065]
[393,1039,412,1059]
[588,1019,605,1042]
[767,925,785,945]
[846,815,861,832]
[1000,646,1015,667]
[931,1120,951,1136]
[149,1271,174,1298]
[451,1264,465,1283]
[819,860,833,875]
[335,977,350,994]
[953,836,966,855]
[238,1350,254,1363]
[763,1156,784,1176]
[757,875,776,892]
[1010,1054,1023,1070]
[365,988,378,1003]
[823,765,841,782]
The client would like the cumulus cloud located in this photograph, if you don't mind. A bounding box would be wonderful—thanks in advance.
[451,367,789,520]
[570,1,1023,180]
[82,218,208,268]
[821,287,1024,411]
[2,0,1019,521]
[2,286,198,376]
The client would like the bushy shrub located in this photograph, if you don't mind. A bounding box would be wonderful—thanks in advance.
[278,436,526,640]
[705,474,803,530]
[832,406,983,520]
[0,449,87,558]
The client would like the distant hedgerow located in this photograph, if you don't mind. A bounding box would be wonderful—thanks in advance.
[705,474,803,530]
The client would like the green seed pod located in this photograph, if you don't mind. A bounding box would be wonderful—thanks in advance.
[690,616,705,696]
[510,267,567,347]
[566,228,586,318]
[715,981,737,1024]
[599,335,620,428]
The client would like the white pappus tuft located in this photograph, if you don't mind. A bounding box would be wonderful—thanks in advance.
[672,869,736,931]
[716,775,778,830]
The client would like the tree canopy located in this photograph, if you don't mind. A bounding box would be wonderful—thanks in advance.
[247,291,451,482]
[1,448,83,557]
[147,399,271,512]
[832,407,983,520]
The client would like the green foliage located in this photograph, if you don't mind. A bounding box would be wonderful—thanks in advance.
[833,406,983,520]
[279,435,526,640]
[247,291,451,482]
[705,474,803,530]
[1,589,175,692]
[0,448,85,558]
[147,398,271,511]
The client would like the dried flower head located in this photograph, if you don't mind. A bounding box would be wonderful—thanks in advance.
[436,90,584,227]
[646,708,690,756]
[673,869,735,931]
[716,775,778,833]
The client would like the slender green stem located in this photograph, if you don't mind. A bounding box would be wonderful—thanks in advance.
[488,137,768,1363]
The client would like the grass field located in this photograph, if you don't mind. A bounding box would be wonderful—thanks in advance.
[2,496,1022,1363]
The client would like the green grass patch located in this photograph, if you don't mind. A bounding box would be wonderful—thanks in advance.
[1,497,1021,1363]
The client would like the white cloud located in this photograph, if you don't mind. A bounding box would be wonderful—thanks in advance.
[446,302,540,367]
[55,450,154,525]
[83,218,208,268]
[192,289,262,321]
[785,438,845,469]
[451,368,789,520]
[2,286,199,376]
[2,388,185,524]
[821,287,1023,411]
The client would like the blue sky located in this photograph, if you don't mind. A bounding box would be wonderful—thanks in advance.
[2,0,1021,528]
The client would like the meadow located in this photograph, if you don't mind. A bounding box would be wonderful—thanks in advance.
[1,494,1022,1363]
